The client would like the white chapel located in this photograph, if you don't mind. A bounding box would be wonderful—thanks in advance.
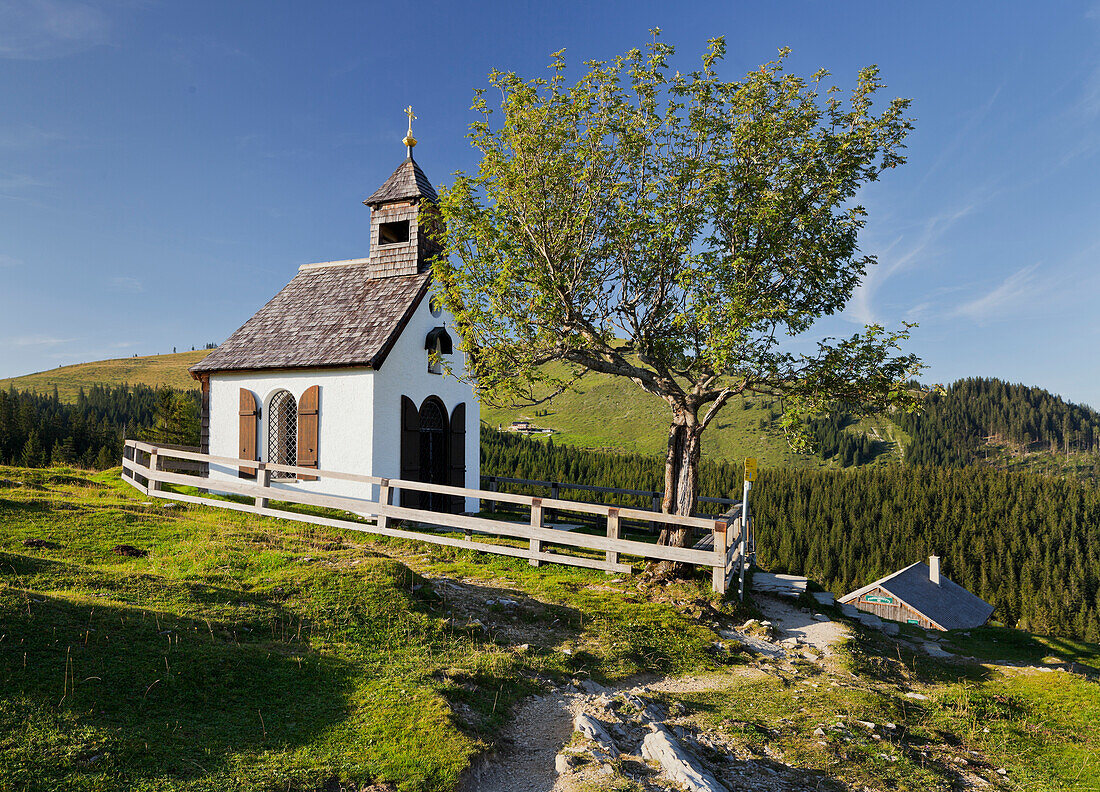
[189,112,479,512]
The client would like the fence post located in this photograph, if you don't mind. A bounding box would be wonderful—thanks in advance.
[487,476,497,514]
[605,508,621,572]
[547,482,559,523]
[711,521,727,595]
[148,449,161,493]
[377,478,391,530]
[528,498,543,567]
[650,491,661,532]
[255,465,270,508]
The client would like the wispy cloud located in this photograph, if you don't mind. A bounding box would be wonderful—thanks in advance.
[0,253,22,268]
[0,123,67,149]
[848,200,981,325]
[952,263,1042,323]
[0,0,111,60]
[111,276,143,293]
[0,173,47,193]
[3,334,77,347]
[916,83,1003,190]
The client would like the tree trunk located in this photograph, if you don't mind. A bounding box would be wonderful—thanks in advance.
[657,413,703,553]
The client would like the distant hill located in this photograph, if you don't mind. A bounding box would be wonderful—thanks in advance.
[896,377,1100,481]
[0,350,210,402]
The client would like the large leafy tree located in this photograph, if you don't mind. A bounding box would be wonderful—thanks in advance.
[433,34,923,550]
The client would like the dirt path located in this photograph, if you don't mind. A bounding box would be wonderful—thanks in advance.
[460,598,853,791]
[459,691,576,792]
[753,594,850,656]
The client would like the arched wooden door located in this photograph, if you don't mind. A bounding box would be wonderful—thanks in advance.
[418,397,449,511]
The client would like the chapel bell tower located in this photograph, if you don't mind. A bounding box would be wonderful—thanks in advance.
[363,106,441,279]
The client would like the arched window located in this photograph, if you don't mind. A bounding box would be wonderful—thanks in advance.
[267,390,297,478]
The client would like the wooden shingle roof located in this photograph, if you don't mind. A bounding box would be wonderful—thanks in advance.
[190,261,429,375]
[364,157,438,206]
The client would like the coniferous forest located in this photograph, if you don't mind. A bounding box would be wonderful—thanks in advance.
[897,377,1100,467]
[482,428,1100,642]
[0,385,199,470]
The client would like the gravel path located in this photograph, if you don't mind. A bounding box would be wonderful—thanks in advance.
[753,594,850,656]
[459,599,851,791]
[459,691,576,792]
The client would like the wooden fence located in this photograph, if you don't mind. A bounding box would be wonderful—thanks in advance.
[122,441,746,595]
[481,475,739,522]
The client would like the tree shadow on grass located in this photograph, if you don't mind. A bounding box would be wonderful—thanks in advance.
[841,628,990,687]
[0,553,358,791]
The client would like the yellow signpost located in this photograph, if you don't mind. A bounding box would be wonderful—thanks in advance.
[744,457,757,482]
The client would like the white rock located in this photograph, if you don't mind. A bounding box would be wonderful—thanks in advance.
[555,753,576,774]
[904,691,929,700]
[640,726,727,792]
[573,713,618,756]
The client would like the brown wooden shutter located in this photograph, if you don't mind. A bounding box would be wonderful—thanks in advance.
[297,385,319,481]
[238,388,258,478]
[448,402,466,513]
[400,395,420,507]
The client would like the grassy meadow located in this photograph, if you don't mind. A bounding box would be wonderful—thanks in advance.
[0,464,726,791]
[1,464,1098,790]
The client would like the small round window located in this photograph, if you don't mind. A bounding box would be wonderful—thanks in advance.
[429,296,443,317]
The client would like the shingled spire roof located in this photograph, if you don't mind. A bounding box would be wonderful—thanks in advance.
[364,157,438,207]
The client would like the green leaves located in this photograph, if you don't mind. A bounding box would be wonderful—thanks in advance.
[432,33,919,444]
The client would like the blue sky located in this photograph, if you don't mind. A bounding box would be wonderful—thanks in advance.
[1,1,1099,406]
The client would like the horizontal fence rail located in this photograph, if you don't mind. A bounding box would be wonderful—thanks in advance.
[121,441,745,595]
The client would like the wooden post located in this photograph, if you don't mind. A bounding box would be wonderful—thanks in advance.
[256,465,271,508]
[605,508,621,572]
[711,521,727,595]
[547,482,559,524]
[528,498,543,567]
[148,450,161,493]
[487,477,497,514]
[650,491,661,532]
[377,478,392,530]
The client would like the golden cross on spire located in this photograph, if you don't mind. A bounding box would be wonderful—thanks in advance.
[403,105,417,155]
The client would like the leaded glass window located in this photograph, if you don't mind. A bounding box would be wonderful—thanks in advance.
[267,390,297,478]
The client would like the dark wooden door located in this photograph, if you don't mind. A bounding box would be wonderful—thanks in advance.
[418,399,448,511]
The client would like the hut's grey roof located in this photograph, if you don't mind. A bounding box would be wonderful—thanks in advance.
[364,157,438,206]
[840,562,994,631]
[190,260,429,375]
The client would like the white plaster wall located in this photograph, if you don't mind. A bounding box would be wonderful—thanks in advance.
[207,367,378,505]
[371,296,481,512]
[206,294,480,512]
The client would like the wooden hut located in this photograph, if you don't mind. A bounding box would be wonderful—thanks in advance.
[839,556,994,631]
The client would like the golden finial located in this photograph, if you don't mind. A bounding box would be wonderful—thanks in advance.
[403,105,417,155]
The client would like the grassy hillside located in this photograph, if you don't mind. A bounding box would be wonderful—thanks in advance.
[0,465,723,791]
[481,365,829,467]
[2,464,1099,790]
[0,350,211,401]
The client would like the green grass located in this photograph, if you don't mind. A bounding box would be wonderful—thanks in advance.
[0,465,729,791]
[941,625,1100,670]
[0,350,211,401]
[3,465,1100,790]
